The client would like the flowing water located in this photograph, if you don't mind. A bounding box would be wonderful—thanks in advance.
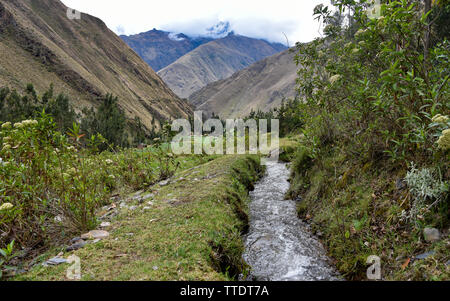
[243,161,341,281]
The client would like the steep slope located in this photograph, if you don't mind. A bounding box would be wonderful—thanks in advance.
[121,29,213,72]
[0,0,191,131]
[189,49,298,119]
[157,33,287,99]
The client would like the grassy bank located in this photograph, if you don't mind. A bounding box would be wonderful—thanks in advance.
[286,142,449,281]
[14,155,263,281]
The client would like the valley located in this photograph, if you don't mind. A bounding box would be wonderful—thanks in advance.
[0,0,448,284]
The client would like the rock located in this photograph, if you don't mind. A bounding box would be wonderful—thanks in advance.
[414,251,436,260]
[143,207,152,210]
[129,206,137,211]
[142,193,154,200]
[44,257,67,266]
[100,222,111,228]
[159,180,170,186]
[81,230,110,240]
[66,241,87,252]
[423,228,440,242]
[70,237,83,244]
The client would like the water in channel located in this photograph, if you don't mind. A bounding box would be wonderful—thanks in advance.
[243,161,341,281]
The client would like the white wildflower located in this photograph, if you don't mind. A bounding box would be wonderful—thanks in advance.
[345,42,353,48]
[1,122,11,129]
[437,129,450,150]
[355,29,366,38]
[432,114,449,124]
[329,74,342,85]
[0,203,13,211]
[14,122,23,129]
[2,143,11,151]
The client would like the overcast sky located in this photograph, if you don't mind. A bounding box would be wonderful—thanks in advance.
[61,0,330,44]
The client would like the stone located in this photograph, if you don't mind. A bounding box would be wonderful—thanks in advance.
[423,228,440,242]
[70,237,83,244]
[100,222,111,228]
[81,230,110,240]
[159,180,170,186]
[415,251,436,260]
[142,193,154,200]
[66,241,87,252]
[44,257,67,266]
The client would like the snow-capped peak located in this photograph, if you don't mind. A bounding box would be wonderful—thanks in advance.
[168,32,186,42]
[206,21,233,38]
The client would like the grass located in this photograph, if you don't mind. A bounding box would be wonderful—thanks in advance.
[287,144,449,281]
[13,155,263,281]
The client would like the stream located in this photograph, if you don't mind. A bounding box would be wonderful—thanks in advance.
[243,161,341,281]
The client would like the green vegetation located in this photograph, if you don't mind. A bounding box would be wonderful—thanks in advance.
[0,83,265,279]
[0,84,155,148]
[14,155,263,281]
[0,111,212,275]
[285,0,449,280]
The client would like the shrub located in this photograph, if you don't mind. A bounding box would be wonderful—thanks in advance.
[403,163,449,225]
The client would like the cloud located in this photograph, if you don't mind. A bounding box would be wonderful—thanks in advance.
[61,0,330,43]
[168,33,186,42]
[115,25,126,35]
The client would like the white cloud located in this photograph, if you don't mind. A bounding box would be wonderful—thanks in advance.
[60,0,330,43]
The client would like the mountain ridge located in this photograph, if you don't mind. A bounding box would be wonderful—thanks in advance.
[157,33,287,99]
[120,29,214,72]
[189,49,298,119]
[0,0,191,131]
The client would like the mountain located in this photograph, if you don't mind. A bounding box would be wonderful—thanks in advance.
[157,33,288,99]
[120,29,213,72]
[0,0,191,131]
[189,49,298,119]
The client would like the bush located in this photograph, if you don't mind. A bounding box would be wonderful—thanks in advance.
[403,163,449,225]
[0,113,169,252]
[295,0,450,167]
